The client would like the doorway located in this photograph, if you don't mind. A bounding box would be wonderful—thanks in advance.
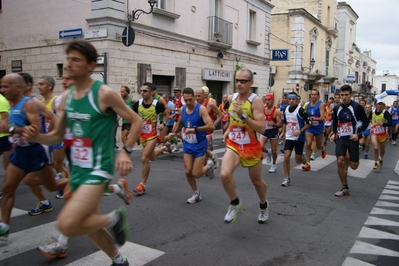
[206,81,223,129]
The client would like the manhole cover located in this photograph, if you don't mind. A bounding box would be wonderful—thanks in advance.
[270,202,317,216]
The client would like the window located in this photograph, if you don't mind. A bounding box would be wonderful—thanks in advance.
[156,0,166,9]
[57,64,64,78]
[249,10,256,40]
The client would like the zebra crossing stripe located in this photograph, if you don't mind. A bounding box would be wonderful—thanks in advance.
[0,207,27,218]
[358,226,399,240]
[365,216,399,227]
[294,155,336,171]
[66,242,164,266]
[379,194,399,201]
[375,200,399,208]
[385,184,399,190]
[347,159,375,178]
[0,221,59,260]
[0,221,164,264]
[382,189,399,195]
[342,256,376,266]
[388,180,399,185]
[394,160,399,176]
[371,207,399,216]
[350,240,399,257]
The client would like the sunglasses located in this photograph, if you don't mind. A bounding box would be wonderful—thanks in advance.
[140,90,149,93]
[235,79,250,84]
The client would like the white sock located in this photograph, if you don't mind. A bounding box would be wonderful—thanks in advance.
[107,212,119,228]
[111,252,124,264]
[112,184,121,194]
[40,200,50,205]
[58,234,69,247]
[0,222,9,231]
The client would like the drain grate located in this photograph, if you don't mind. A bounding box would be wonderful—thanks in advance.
[270,202,317,216]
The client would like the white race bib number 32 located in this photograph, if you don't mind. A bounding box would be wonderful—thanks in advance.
[71,137,93,168]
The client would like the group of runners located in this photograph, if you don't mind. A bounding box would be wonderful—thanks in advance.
[0,39,396,266]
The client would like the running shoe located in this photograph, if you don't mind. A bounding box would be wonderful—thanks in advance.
[364,153,368,159]
[257,202,269,224]
[393,141,397,145]
[163,142,172,153]
[39,241,68,259]
[379,160,383,167]
[111,256,129,266]
[321,147,326,159]
[302,163,311,171]
[373,162,379,170]
[172,146,180,153]
[0,224,9,241]
[187,191,202,204]
[265,150,272,164]
[133,184,145,195]
[281,178,291,187]
[55,190,64,199]
[224,200,244,224]
[109,206,129,246]
[28,202,53,216]
[278,140,283,145]
[335,187,350,197]
[310,153,316,160]
[212,153,219,169]
[206,159,215,180]
[116,178,133,205]
[268,164,277,173]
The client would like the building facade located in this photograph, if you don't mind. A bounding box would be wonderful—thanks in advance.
[336,1,376,99]
[0,0,274,103]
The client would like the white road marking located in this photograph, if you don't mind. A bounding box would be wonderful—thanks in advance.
[294,155,336,171]
[365,216,399,227]
[66,241,164,266]
[371,207,399,216]
[358,226,399,240]
[382,189,399,195]
[347,159,375,178]
[375,200,399,208]
[342,256,376,266]
[379,194,399,201]
[350,240,399,257]
[0,207,27,218]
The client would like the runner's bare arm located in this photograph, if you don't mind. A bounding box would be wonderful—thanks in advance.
[199,105,214,132]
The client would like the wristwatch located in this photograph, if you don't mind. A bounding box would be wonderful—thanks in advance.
[123,145,133,154]
[241,113,248,120]
[8,126,15,134]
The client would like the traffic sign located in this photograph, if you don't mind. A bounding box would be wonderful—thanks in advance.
[84,28,107,39]
[122,26,135,47]
[59,28,83,39]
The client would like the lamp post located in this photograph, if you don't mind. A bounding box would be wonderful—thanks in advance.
[310,58,315,70]
[132,0,157,21]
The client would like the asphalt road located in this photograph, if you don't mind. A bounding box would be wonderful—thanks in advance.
[1,133,399,266]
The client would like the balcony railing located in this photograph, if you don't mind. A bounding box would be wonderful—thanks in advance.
[208,16,233,48]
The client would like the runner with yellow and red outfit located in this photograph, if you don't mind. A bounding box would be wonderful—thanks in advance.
[371,100,392,170]
[220,69,268,224]
[132,82,167,195]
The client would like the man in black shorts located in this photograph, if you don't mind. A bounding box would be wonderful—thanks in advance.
[330,85,368,197]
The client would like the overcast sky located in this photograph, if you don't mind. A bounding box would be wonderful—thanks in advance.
[345,0,399,76]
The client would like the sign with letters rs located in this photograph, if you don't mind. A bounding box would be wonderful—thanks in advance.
[272,49,289,61]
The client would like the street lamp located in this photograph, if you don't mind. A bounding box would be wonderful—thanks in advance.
[302,58,316,72]
[310,58,315,70]
[132,0,157,21]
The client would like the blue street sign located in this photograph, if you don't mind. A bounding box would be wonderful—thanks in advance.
[59,28,83,39]
[272,49,289,61]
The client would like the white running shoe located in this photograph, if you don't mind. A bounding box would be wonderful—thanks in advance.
[212,154,219,169]
[269,164,277,173]
[116,178,133,205]
[205,159,215,180]
[187,192,202,204]
[172,146,180,153]
[310,153,316,160]
[224,200,244,223]
[281,178,291,187]
[265,150,272,164]
[39,241,68,259]
[257,201,269,224]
